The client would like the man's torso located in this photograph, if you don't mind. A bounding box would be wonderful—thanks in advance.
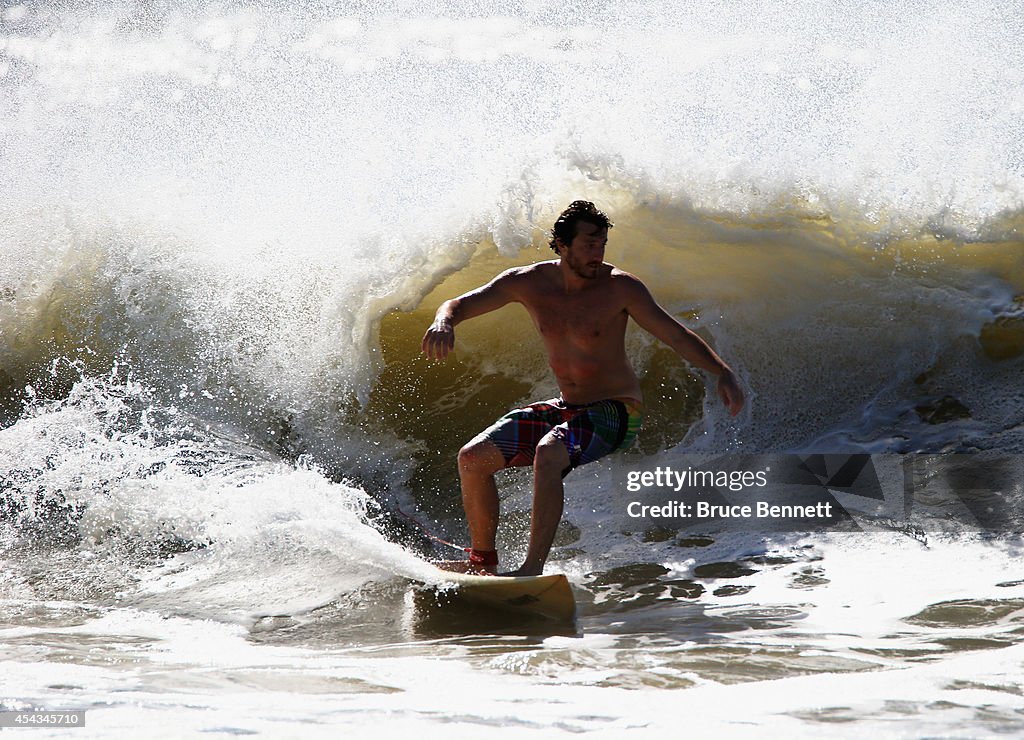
[510,262,642,405]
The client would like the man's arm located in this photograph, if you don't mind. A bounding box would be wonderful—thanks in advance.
[622,275,745,416]
[421,268,524,360]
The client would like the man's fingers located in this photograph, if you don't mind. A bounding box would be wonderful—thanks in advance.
[719,385,731,412]
[421,329,454,360]
[729,388,744,416]
[718,377,744,416]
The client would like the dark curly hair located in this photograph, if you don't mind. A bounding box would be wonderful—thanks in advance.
[548,200,613,253]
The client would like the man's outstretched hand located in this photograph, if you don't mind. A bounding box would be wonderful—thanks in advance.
[717,369,745,416]
[421,319,455,360]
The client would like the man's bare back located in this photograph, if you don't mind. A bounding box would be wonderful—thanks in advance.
[421,201,744,576]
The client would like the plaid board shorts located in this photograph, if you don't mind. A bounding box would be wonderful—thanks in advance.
[482,397,643,471]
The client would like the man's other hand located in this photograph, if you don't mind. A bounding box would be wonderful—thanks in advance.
[421,320,455,360]
[717,369,745,416]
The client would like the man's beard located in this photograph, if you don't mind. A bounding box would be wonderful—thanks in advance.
[567,255,601,280]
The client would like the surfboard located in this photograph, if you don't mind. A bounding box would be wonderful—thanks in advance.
[425,562,576,622]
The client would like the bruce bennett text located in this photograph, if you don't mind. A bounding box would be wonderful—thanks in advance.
[627,501,834,519]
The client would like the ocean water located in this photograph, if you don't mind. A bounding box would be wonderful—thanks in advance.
[1,0,1023,736]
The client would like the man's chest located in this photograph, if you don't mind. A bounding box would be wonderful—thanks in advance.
[526,293,628,342]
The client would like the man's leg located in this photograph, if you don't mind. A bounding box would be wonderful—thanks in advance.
[510,432,571,576]
[456,437,507,571]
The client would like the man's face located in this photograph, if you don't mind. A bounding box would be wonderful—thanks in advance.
[560,221,607,280]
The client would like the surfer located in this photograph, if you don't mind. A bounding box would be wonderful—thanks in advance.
[421,200,744,576]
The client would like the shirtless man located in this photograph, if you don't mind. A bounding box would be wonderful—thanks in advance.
[421,201,744,576]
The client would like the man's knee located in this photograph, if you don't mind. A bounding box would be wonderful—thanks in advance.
[458,438,505,475]
[533,435,570,476]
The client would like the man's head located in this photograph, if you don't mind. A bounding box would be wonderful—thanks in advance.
[549,200,613,254]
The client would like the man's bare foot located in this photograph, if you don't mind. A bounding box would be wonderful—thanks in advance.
[432,559,497,576]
